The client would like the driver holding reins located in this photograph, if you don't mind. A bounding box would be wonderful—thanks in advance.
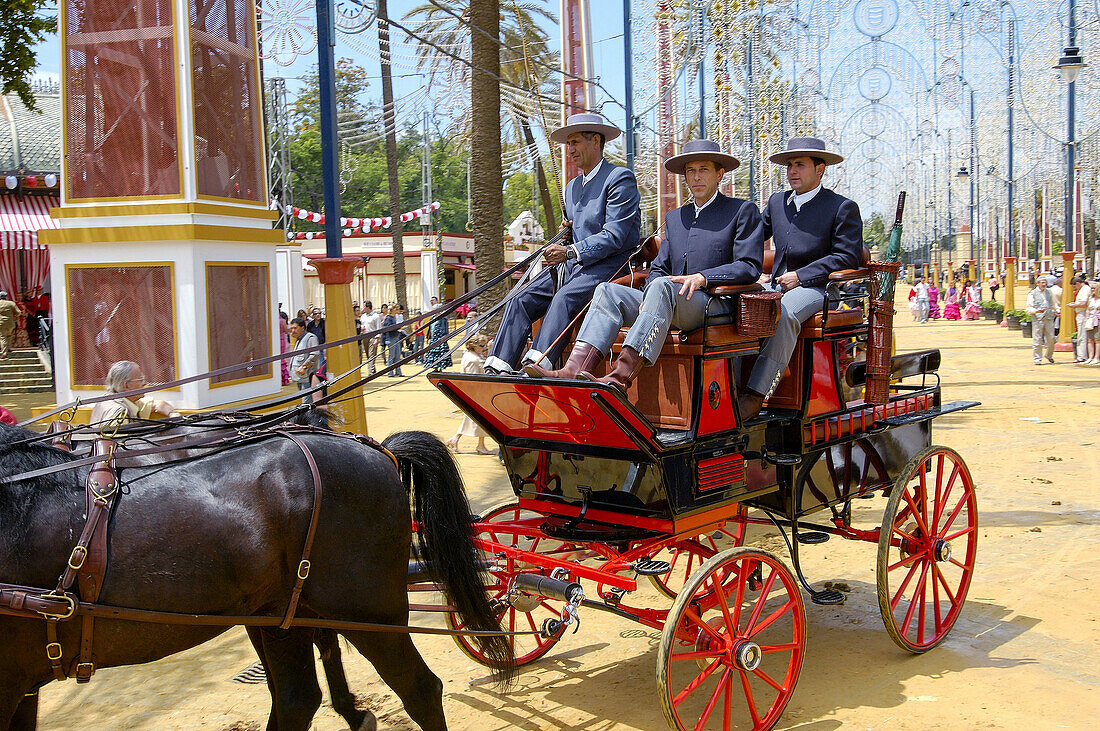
[484,112,641,375]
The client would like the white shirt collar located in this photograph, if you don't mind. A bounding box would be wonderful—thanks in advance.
[693,189,720,218]
[786,184,822,212]
[581,158,605,185]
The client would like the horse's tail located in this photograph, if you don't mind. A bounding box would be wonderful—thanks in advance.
[381,431,515,684]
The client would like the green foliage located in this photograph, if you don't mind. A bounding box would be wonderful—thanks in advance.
[938,233,957,253]
[0,0,54,111]
[503,171,535,228]
[1005,309,1027,320]
[863,212,887,251]
[1018,311,1033,323]
[287,60,471,233]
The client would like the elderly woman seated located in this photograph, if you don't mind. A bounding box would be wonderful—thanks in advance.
[88,360,180,430]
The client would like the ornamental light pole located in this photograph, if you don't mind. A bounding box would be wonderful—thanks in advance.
[1055,0,1086,348]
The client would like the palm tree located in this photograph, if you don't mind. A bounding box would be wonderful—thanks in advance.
[405,1,560,242]
[468,0,506,318]
[378,0,408,312]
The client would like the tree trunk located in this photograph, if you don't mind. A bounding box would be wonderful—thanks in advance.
[519,114,558,236]
[378,0,407,311]
[470,0,506,324]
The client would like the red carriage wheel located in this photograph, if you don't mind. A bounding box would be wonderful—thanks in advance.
[876,446,978,653]
[445,501,578,666]
[657,548,805,730]
[650,505,748,599]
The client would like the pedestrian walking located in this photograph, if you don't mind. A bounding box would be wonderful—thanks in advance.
[288,317,321,402]
[447,335,494,454]
[1026,277,1057,365]
[359,301,382,375]
[0,291,20,360]
[1082,281,1100,365]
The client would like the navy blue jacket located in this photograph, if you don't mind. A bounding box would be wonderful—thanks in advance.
[650,193,764,287]
[563,159,641,281]
[763,187,863,288]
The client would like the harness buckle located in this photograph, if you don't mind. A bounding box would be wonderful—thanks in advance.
[37,592,76,621]
[45,642,62,661]
[75,662,95,681]
[297,560,311,580]
[68,545,88,570]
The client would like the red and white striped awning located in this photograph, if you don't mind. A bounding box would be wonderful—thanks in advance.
[0,195,59,250]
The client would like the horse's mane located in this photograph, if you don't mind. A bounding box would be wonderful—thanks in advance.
[0,422,83,523]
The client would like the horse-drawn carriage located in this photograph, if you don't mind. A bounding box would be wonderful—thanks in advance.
[429,254,979,729]
[0,245,978,731]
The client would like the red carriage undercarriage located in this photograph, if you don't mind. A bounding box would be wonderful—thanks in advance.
[429,260,979,730]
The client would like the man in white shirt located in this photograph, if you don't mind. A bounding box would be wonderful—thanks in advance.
[1026,277,1056,365]
[359,301,382,375]
[914,276,930,323]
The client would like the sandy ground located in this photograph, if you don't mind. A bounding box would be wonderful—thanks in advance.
[20,285,1100,730]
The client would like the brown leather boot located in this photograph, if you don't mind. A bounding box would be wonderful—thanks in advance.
[737,390,765,421]
[524,342,604,379]
[581,345,645,392]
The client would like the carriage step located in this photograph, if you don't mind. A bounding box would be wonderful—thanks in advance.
[810,589,846,605]
[632,558,673,576]
[796,531,830,545]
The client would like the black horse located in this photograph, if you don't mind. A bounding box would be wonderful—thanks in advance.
[0,422,512,730]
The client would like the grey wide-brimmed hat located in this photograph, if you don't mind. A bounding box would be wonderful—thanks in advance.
[768,136,844,166]
[550,112,622,144]
[664,139,741,174]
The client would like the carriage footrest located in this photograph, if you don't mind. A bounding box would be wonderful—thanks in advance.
[796,531,830,545]
[810,589,845,605]
[632,558,673,576]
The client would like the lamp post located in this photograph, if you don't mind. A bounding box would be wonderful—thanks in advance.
[957,164,977,282]
[1055,0,1086,349]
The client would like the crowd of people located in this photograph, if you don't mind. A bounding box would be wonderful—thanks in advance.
[907,277,983,322]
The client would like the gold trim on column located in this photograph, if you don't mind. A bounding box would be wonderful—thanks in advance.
[41,224,285,245]
[64,261,181,390]
[51,202,278,220]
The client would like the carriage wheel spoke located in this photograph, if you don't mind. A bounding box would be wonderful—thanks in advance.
[887,552,921,572]
[723,670,733,730]
[672,648,724,663]
[673,657,722,707]
[748,598,796,639]
[890,555,923,610]
[901,490,931,539]
[901,562,930,635]
[731,559,748,630]
[918,468,930,528]
[693,667,731,731]
[712,570,736,632]
[917,566,928,645]
[738,668,762,727]
[745,567,778,634]
[684,607,727,644]
[759,641,801,653]
[752,665,786,693]
[932,462,961,529]
[943,525,975,542]
[932,562,959,606]
[939,489,972,539]
[932,569,943,636]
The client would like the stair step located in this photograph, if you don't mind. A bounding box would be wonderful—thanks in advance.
[0,385,53,394]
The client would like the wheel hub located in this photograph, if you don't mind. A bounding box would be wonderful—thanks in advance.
[693,617,729,670]
[732,639,762,672]
[933,539,952,562]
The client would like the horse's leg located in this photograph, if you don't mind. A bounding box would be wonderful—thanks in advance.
[341,632,445,731]
[8,691,39,731]
[246,626,282,731]
[255,628,324,731]
[314,629,375,731]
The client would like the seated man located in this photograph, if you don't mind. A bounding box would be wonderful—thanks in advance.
[89,360,180,430]
[527,139,763,389]
[738,137,864,419]
[484,112,640,375]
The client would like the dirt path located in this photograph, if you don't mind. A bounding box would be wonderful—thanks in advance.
[34,288,1099,729]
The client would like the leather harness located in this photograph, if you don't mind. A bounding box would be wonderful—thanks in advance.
[0,425,401,683]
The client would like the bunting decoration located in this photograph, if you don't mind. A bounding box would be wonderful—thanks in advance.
[272,201,441,240]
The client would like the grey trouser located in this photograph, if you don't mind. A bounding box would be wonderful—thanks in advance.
[1032,317,1055,362]
[577,277,734,364]
[365,338,379,375]
[746,284,827,397]
[1075,312,1087,359]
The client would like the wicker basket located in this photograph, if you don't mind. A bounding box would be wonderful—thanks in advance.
[864,261,902,405]
[738,290,784,338]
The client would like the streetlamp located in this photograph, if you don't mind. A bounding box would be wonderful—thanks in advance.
[956,164,977,281]
[1054,0,1085,349]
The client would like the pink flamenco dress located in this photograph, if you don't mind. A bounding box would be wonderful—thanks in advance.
[943,286,962,320]
[963,285,982,320]
[927,285,941,319]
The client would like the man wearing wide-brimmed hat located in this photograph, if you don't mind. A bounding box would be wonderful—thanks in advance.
[738,136,864,419]
[485,112,640,375]
[527,139,763,389]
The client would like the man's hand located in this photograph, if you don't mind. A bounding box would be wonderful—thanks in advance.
[669,273,707,300]
[757,273,772,285]
[543,243,569,266]
[559,218,573,231]
[775,271,801,291]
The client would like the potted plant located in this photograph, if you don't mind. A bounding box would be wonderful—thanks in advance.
[989,301,1004,324]
[980,300,997,319]
[1005,309,1026,330]
[1019,311,1033,338]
